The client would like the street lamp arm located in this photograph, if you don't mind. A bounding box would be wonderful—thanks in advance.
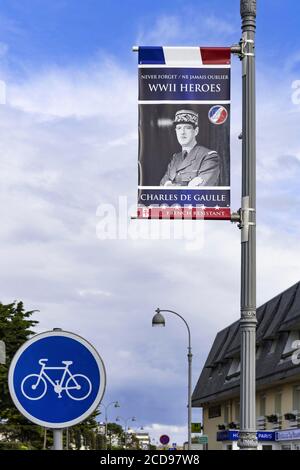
[100,400,119,411]
[100,401,119,419]
[156,309,191,351]
[154,307,192,450]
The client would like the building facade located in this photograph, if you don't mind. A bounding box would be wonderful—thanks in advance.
[192,282,300,450]
[134,432,151,449]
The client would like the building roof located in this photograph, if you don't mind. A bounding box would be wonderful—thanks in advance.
[192,281,300,407]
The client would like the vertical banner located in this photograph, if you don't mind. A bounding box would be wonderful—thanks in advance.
[137,46,231,220]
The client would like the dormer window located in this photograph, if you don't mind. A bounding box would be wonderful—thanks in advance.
[282,331,300,358]
[268,339,278,354]
[226,357,240,380]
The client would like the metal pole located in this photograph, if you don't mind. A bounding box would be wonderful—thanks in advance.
[124,421,127,449]
[53,429,63,450]
[100,401,119,449]
[238,0,258,451]
[105,407,108,450]
[43,428,47,450]
[187,345,192,451]
[155,309,192,450]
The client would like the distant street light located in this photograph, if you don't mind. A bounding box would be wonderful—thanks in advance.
[99,401,120,449]
[116,416,136,449]
[152,308,192,450]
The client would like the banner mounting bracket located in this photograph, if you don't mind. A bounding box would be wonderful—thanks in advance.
[232,197,256,242]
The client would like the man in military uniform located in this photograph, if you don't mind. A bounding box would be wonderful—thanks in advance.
[160,110,221,187]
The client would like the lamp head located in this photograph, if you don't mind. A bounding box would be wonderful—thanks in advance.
[152,309,165,327]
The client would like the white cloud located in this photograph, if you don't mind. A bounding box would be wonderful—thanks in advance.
[136,11,237,46]
[7,59,136,119]
[78,289,112,298]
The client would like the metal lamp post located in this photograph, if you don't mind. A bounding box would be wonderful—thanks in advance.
[152,308,192,450]
[116,416,136,449]
[238,0,258,451]
[99,401,120,450]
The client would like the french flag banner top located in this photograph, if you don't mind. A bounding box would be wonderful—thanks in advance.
[137,46,231,220]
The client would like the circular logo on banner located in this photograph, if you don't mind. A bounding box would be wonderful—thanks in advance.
[208,105,228,125]
[160,434,170,445]
[8,330,106,428]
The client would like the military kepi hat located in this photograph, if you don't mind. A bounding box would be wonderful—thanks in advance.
[174,109,198,127]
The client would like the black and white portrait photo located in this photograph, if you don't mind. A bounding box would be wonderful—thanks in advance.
[138,104,230,188]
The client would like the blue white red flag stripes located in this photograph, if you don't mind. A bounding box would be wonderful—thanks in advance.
[138,46,231,66]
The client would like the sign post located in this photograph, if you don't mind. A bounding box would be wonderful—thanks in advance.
[53,429,63,451]
[8,329,106,450]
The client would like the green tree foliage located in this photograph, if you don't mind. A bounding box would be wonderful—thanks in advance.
[0,301,108,450]
[69,410,100,450]
[106,422,124,450]
[107,422,123,435]
[0,301,38,415]
[0,301,43,447]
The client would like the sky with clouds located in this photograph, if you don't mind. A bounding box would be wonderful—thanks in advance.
[0,0,300,446]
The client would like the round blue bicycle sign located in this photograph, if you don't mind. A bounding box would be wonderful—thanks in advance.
[8,330,106,428]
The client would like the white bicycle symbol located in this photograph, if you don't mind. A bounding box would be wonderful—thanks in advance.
[21,359,92,401]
